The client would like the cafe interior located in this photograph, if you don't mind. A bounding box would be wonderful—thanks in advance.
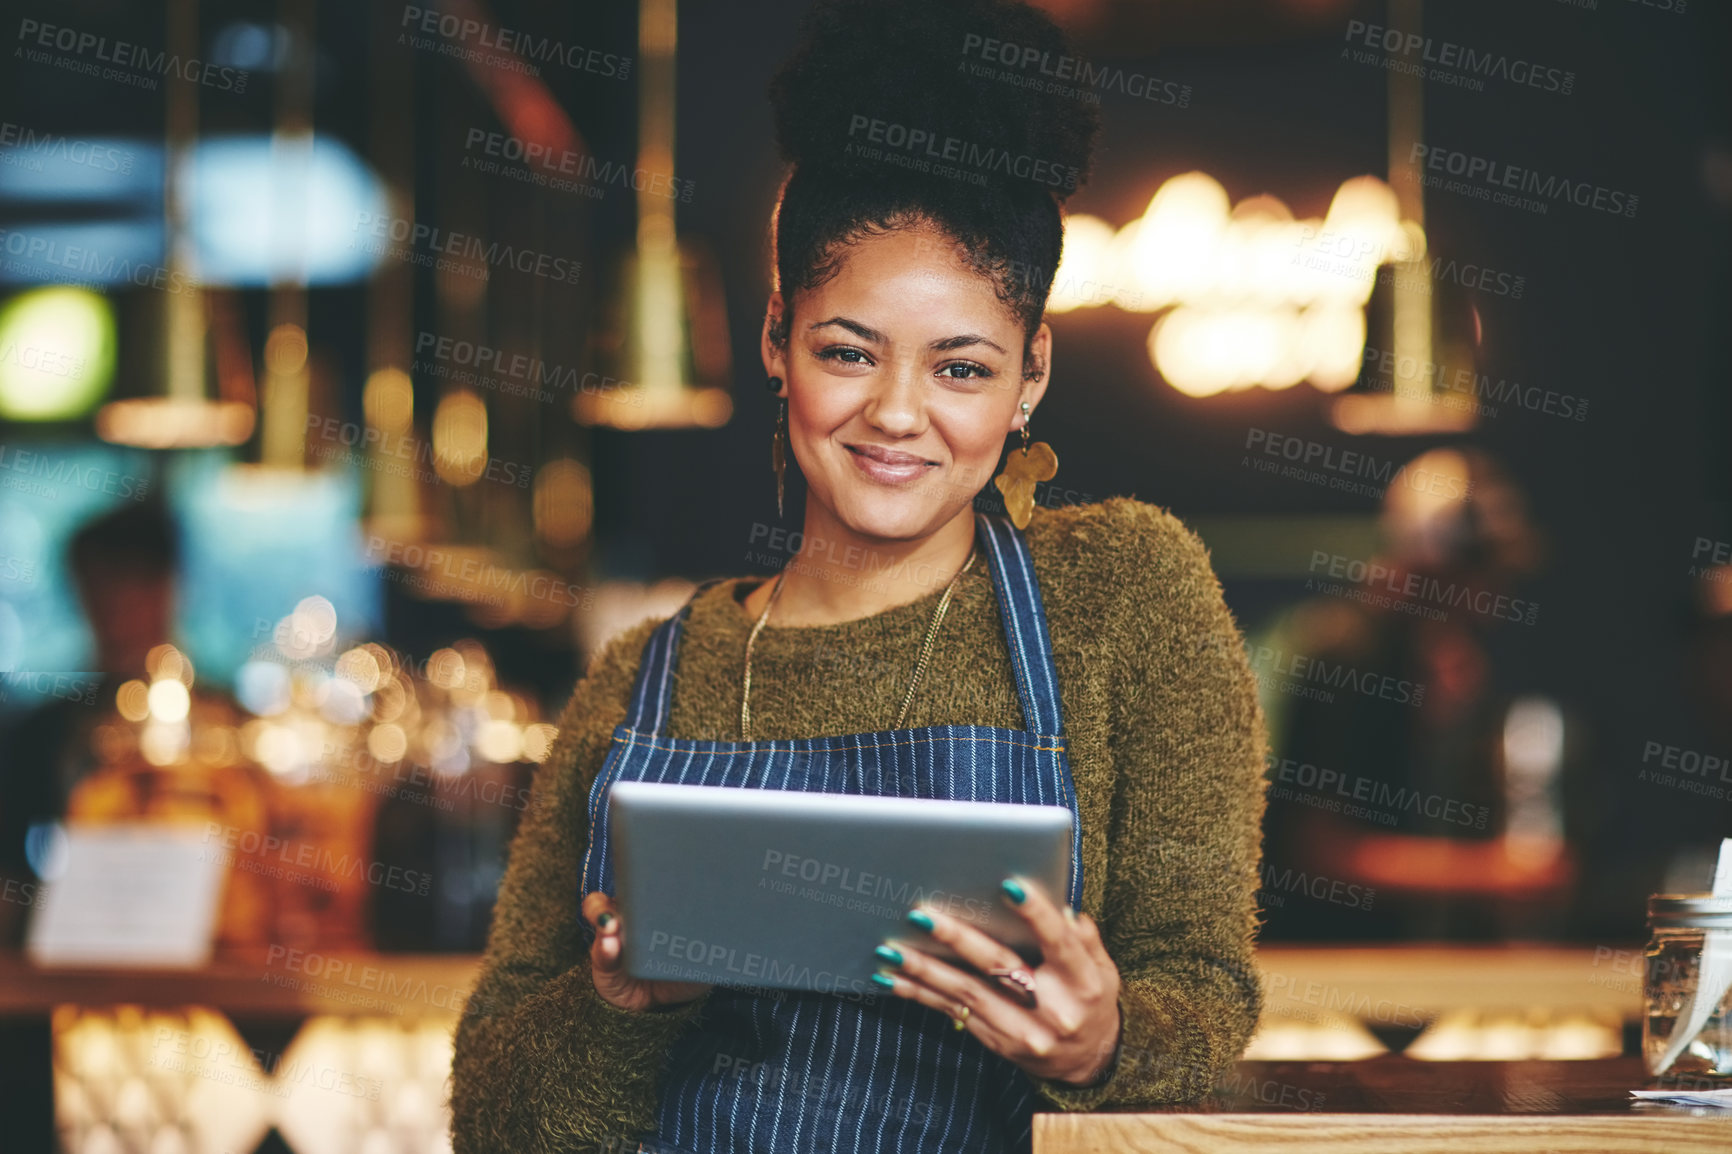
[1,0,1729,1150]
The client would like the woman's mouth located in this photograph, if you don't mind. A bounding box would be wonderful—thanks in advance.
[845,443,934,484]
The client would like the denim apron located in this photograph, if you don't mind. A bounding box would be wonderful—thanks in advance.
[579,512,1083,1154]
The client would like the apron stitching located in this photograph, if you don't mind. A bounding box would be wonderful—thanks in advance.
[613,730,1066,756]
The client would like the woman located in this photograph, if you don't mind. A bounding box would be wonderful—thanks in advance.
[450,1,1267,1150]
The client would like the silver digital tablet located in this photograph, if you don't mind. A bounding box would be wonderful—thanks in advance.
[607,781,1073,997]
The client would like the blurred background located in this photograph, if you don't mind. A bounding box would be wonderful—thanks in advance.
[0,0,1727,1150]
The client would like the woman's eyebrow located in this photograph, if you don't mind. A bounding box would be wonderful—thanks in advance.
[810,316,885,343]
[808,319,1006,356]
[929,333,1007,355]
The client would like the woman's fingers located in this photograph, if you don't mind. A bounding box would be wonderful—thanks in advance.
[582,891,627,975]
[872,967,1029,1057]
[581,891,710,1011]
[901,903,1026,979]
[997,876,1091,979]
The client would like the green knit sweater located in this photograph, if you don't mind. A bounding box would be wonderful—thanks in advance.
[450,497,1269,1152]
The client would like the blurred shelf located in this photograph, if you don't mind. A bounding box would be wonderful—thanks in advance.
[0,950,481,1018]
[1256,944,1644,1020]
[0,944,1645,1022]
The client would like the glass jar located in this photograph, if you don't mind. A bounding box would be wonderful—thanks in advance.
[1644,895,1732,1080]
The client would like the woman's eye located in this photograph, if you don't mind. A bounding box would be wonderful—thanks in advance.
[939,362,992,380]
[817,346,871,365]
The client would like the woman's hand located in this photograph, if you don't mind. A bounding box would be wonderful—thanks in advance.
[870,878,1122,1086]
[581,891,712,1013]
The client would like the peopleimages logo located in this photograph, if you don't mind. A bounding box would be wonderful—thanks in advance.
[15,18,250,92]
[0,444,151,501]
[1243,427,1473,502]
[398,6,630,79]
[461,129,693,202]
[1307,550,1540,626]
[0,227,201,294]
[1360,344,1589,423]
[1342,20,1575,95]
[1410,143,1637,219]
[351,212,583,284]
[845,114,1079,191]
[1266,754,1490,830]
[959,32,1190,107]
[0,121,134,173]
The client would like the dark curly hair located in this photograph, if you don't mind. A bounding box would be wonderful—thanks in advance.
[767,0,1100,378]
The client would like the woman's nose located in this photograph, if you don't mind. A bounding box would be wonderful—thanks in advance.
[862,365,925,435]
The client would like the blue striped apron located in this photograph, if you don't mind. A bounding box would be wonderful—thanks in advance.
[580,512,1083,1154]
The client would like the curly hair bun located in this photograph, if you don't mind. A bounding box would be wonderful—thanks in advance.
[769,0,1100,202]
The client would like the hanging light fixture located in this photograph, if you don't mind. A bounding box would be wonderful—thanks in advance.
[576,0,731,430]
[95,0,255,450]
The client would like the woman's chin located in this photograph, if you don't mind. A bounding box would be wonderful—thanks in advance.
[826,485,952,541]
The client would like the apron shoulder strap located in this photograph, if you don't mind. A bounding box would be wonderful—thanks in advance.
[621,576,728,734]
[975,512,1066,738]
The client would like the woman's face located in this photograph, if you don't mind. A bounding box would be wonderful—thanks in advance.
[762,222,1051,542]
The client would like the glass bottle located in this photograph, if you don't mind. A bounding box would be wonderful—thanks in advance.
[1644,895,1732,1080]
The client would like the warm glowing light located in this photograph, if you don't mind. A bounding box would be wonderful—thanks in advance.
[1243,1015,1388,1061]
[192,725,238,766]
[335,646,383,694]
[1117,172,1232,311]
[0,287,117,421]
[146,678,191,723]
[574,386,733,430]
[293,595,338,645]
[140,721,188,765]
[367,723,408,763]
[1407,1010,1620,1062]
[363,367,414,433]
[522,722,559,762]
[146,644,195,687]
[254,724,305,775]
[1383,447,1474,555]
[371,675,408,722]
[425,648,466,691]
[95,397,255,448]
[1068,171,1424,398]
[115,680,150,723]
[476,719,523,763]
[1150,307,1309,398]
[533,459,594,548]
[264,324,308,375]
[1045,214,1120,313]
[432,389,488,486]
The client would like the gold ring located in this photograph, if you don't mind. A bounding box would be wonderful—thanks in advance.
[950,1003,971,1030]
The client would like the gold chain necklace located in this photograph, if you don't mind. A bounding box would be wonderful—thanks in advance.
[740,544,979,740]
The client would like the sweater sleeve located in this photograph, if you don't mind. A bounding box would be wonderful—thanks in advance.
[449,616,712,1153]
[1033,498,1268,1110]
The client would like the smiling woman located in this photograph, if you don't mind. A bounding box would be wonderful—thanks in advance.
[449,2,1269,1152]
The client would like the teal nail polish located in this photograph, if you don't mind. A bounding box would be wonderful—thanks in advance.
[871,972,897,990]
[1001,878,1027,905]
[597,912,616,930]
[906,909,935,932]
[874,945,903,967]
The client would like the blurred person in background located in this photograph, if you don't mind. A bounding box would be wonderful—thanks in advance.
[0,499,179,948]
[1254,447,1578,941]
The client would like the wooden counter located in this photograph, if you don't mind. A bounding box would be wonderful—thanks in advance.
[1034,1057,1732,1153]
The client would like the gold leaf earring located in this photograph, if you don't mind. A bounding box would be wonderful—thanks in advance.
[993,401,1057,531]
[768,376,787,518]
